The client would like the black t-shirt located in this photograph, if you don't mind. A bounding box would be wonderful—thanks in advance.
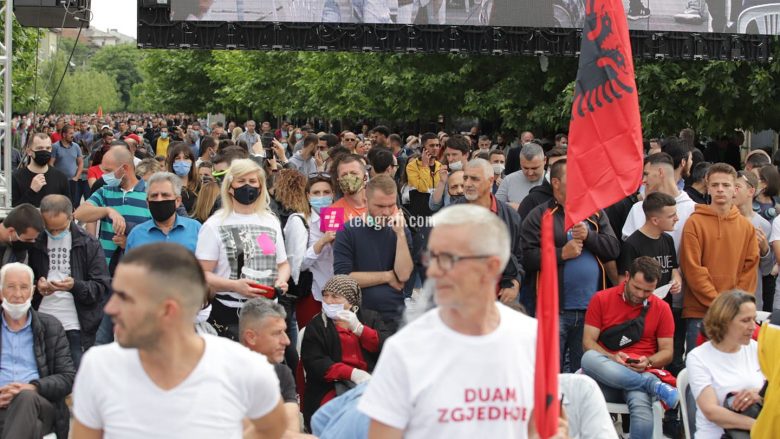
[274,363,297,403]
[11,166,71,207]
[619,230,678,288]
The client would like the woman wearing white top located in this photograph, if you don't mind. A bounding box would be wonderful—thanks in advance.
[686,291,765,438]
[299,174,336,327]
[195,159,290,340]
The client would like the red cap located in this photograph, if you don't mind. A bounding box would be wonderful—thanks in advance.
[124,133,142,144]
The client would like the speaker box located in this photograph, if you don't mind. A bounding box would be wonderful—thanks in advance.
[15,0,91,28]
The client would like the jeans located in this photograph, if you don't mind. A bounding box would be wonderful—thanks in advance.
[559,310,586,372]
[95,313,114,345]
[685,318,703,354]
[581,350,660,439]
[66,330,83,369]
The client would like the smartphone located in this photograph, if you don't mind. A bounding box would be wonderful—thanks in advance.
[261,134,274,150]
[625,358,640,364]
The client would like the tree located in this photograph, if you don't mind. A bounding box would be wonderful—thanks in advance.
[49,69,121,114]
[133,49,215,114]
[89,43,144,110]
[0,18,44,111]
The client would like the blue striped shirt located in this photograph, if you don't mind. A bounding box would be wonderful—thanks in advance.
[86,180,151,265]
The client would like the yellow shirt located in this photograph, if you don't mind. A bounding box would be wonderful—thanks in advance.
[405,157,442,193]
[156,138,171,158]
[752,320,780,439]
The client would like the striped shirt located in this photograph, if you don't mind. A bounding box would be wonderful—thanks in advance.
[86,180,151,265]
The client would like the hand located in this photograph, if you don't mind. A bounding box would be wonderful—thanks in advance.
[626,355,650,372]
[613,351,629,366]
[669,280,681,295]
[561,239,583,260]
[387,271,404,291]
[234,278,267,298]
[106,208,126,235]
[314,150,325,168]
[271,139,286,161]
[421,151,431,167]
[30,173,47,192]
[571,222,589,241]
[495,175,503,187]
[37,277,54,296]
[71,176,80,182]
[251,140,264,156]
[0,383,36,408]
[275,279,288,294]
[112,234,127,249]
[350,369,371,385]
[730,389,762,412]
[437,167,449,182]
[390,211,406,235]
[336,310,364,335]
[319,231,336,246]
[756,228,769,256]
[499,281,519,304]
[49,277,75,292]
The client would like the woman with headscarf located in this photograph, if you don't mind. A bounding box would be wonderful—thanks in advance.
[300,275,389,429]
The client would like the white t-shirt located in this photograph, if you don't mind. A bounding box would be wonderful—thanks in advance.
[39,232,79,331]
[686,340,765,439]
[73,334,281,439]
[358,303,537,439]
[622,190,697,252]
[196,211,287,307]
[766,216,780,310]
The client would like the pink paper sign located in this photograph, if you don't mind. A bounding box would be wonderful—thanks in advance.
[320,207,345,233]
[256,233,276,255]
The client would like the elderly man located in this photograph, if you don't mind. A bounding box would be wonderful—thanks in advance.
[240,298,315,438]
[126,172,201,253]
[72,243,287,438]
[28,195,110,368]
[496,143,545,209]
[0,262,75,439]
[358,205,539,437]
[449,158,524,305]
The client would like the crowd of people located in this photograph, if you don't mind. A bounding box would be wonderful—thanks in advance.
[0,113,778,438]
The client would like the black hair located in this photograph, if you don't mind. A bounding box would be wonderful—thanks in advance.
[3,203,44,233]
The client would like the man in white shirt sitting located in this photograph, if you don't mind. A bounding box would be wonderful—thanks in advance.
[72,243,288,439]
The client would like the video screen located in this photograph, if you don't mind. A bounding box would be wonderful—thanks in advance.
[170,0,780,36]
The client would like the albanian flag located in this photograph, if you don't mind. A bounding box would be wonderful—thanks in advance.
[565,0,643,230]
[534,210,560,439]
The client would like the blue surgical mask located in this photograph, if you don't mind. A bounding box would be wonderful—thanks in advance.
[102,169,122,187]
[309,196,333,213]
[46,228,71,241]
[295,133,303,140]
[322,302,344,319]
[173,160,192,177]
[160,132,168,139]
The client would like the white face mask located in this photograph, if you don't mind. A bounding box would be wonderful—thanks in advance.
[448,161,464,172]
[322,302,345,319]
[493,163,505,175]
[2,296,32,320]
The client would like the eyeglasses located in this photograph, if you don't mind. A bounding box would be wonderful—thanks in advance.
[308,172,331,179]
[343,138,357,142]
[421,249,491,272]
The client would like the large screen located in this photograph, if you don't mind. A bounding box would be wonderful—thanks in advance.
[170,0,780,35]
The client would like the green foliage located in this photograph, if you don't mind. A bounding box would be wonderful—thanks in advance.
[49,69,121,114]
[88,43,144,109]
[132,49,215,114]
[0,18,43,111]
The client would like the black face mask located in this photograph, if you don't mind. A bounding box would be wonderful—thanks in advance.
[32,150,51,166]
[232,184,260,205]
[11,240,34,251]
[148,199,177,223]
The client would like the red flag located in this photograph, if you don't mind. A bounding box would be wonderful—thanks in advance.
[565,0,643,230]
[534,210,560,439]
[97,106,103,119]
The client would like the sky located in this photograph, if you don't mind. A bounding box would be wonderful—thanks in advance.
[89,0,137,39]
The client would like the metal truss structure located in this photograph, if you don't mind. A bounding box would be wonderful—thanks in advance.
[138,6,775,62]
[0,0,12,217]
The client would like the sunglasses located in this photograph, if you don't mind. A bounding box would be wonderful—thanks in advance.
[308,172,331,179]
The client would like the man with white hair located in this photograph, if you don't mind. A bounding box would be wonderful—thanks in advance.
[72,243,287,438]
[358,204,538,438]
[496,143,546,209]
[0,262,75,439]
[449,158,523,305]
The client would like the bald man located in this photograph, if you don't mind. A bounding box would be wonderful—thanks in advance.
[74,146,151,345]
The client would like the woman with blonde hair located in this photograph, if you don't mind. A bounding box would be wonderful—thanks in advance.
[686,291,765,438]
[195,158,291,340]
[190,180,221,223]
